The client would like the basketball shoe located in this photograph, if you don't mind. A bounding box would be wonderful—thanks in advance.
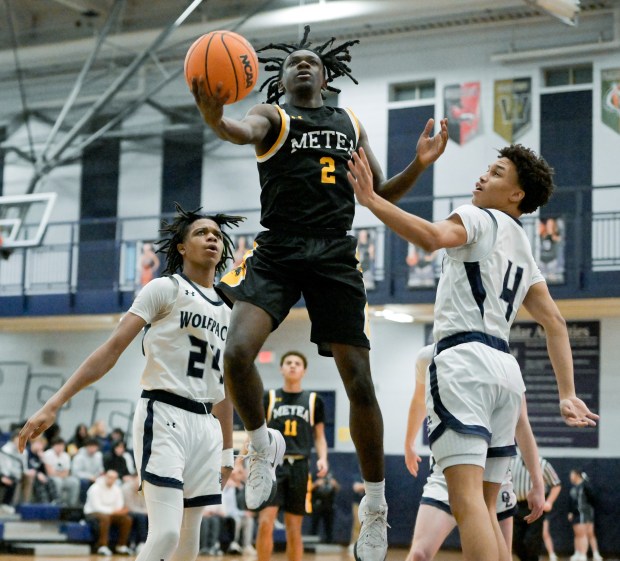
[354,496,389,561]
[245,427,285,510]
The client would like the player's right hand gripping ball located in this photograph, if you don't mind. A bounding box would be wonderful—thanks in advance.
[184,30,259,104]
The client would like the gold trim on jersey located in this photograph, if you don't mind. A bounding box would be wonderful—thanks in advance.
[306,474,313,514]
[364,301,371,340]
[219,241,257,288]
[343,107,361,146]
[256,105,290,162]
[309,391,316,427]
[266,388,276,422]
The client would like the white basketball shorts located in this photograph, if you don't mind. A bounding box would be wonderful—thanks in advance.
[133,390,223,507]
[426,340,524,479]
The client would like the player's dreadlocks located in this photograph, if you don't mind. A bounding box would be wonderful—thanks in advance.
[257,24,359,104]
[157,202,244,276]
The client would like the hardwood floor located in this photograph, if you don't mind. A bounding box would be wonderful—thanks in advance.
[0,547,463,561]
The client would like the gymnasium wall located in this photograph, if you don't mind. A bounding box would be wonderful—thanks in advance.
[1,13,619,555]
[0,315,618,458]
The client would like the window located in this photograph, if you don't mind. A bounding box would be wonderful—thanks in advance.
[543,64,592,87]
[390,80,435,102]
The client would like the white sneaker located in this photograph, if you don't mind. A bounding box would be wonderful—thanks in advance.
[354,496,389,561]
[245,428,285,510]
[228,541,242,554]
[116,545,131,555]
[549,554,558,561]
[570,553,587,561]
[97,545,113,556]
[593,553,603,561]
[243,544,257,555]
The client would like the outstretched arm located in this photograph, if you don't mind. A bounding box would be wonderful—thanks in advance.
[523,282,599,428]
[514,395,544,523]
[314,422,329,478]
[357,118,448,203]
[18,313,146,451]
[191,79,277,145]
[347,147,467,252]
[404,380,426,477]
[213,396,234,488]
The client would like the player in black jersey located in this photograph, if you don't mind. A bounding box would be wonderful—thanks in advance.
[255,350,327,561]
[192,26,448,561]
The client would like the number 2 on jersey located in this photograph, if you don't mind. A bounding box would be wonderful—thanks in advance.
[320,157,336,184]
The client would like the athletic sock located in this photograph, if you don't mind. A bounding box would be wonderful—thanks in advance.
[363,480,386,511]
[247,423,269,452]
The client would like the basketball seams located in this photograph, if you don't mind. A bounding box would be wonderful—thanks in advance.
[219,33,240,103]
[203,32,219,98]
[184,30,257,105]
[225,34,258,98]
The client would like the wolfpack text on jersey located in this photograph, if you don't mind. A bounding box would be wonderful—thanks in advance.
[130,273,230,402]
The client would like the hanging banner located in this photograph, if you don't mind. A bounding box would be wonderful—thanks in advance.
[510,321,600,448]
[444,82,481,145]
[601,67,620,135]
[494,77,532,142]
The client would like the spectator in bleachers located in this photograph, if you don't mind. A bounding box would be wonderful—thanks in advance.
[1,429,34,506]
[27,437,59,504]
[89,420,111,452]
[121,474,148,554]
[84,469,133,556]
[43,423,61,446]
[222,465,255,555]
[67,423,89,456]
[42,437,80,506]
[103,440,135,482]
[109,428,126,445]
[71,437,104,504]
[199,504,227,556]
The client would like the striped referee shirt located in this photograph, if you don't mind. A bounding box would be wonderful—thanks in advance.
[511,454,561,502]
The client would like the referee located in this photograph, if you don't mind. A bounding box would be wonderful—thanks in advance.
[512,453,562,561]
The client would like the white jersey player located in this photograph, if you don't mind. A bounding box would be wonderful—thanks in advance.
[19,204,244,561]
[404,344,545,561]
[348,143,598,561]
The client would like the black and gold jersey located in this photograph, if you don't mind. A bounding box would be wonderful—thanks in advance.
[257,103,360,233]
[264,388,325,457]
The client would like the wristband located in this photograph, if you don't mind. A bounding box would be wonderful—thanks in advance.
[222,448,234,468]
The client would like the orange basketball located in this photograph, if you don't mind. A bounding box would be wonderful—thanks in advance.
[184,30,259,104]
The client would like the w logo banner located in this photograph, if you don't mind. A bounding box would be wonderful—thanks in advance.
[494,78,532,142]
[601,67,620,135]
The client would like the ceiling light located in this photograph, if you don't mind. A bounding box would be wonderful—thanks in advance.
[250,1,376,27]
[373,310,415,323]
[526,0,580,26]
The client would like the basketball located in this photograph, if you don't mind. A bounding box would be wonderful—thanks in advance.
[184,30,259,104]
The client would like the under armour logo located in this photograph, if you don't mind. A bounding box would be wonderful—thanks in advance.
[167,422,176,429]
[185,290,195,296]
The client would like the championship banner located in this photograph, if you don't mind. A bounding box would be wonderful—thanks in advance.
[494,77,532,142]
[601,67,620,134]
[444,82,481,145]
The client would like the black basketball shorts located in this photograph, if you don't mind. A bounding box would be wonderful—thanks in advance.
[217,230,370,356]
[269,458,311,515]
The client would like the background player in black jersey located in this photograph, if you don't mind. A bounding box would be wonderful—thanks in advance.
[254,350,327,561]
[191,26,448,561]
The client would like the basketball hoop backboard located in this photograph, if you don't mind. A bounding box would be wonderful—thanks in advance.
[0,193,57,249]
